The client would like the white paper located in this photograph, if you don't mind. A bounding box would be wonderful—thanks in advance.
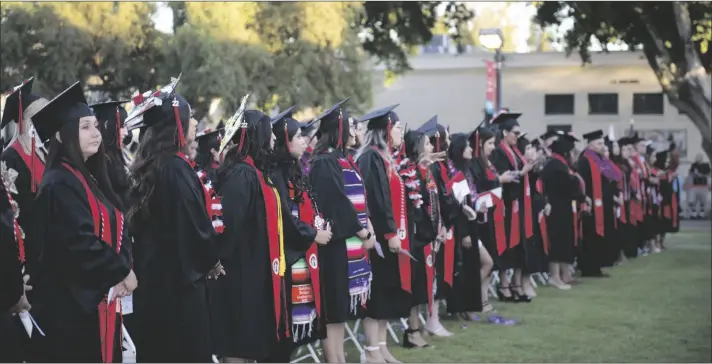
[451,180,471,204]
[121,294,134,315]
[19,312,45,337]
[107,287,116,304]
[616,207,621,218]
[474,187,502,210]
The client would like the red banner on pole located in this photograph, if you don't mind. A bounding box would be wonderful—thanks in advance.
[485,60,497,112]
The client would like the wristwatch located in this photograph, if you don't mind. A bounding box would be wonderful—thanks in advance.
[365,232,372,240]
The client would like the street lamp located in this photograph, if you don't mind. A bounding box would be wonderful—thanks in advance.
[478,28,505,113]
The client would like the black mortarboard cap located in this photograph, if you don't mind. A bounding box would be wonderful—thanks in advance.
[539,129,558,141]
[518,132,528,141]
[617,137,635,146]
[582,129,605,142]
[271,105,297,126]
[416,115,439,137]
[2,77,42,130]
[90,100,130,150]
[488,111,521,130]
[272,105,302,147]
[32,82,93,143]
[358,104,400,130]
[312,98,349,134]
[550,130,579,155]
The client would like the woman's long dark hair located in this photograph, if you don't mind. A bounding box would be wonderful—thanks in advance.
[428,124,449,153]
[195,135,220,174]
[216,110,274,188]
[448,133,471,174]
[404,130,427,163]
[98,114,130,208]
[45,119,123,211]
[273,124,308,203]
[313,119,352,156]
[127,93,192,225]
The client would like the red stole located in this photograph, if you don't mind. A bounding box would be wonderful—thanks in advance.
[498,142,531,248]
[485,164,506,255]
[290,185,323,320]
[11,141,45,193]
[379,148,411,294]
[437,161,455,289]
[61,162,122,363]
[243,156,289,339]
[583,152,605,237]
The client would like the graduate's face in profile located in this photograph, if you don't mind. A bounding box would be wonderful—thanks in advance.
[621,145,630,159]
[504,126,520,146]
[390,123,404,148]
[483,137,496,157]
[186,118,198,143]
[636,141,646,155]
[270,131,276,150]
[524,144,536,162]
[589,138,605,154]
[445,130,451,148]
[355,121,367,145]
[423,136,434,155]
[79,115,102,160]
[612,141,620,156]
[290,129,307,159]
[462,142,473,160]
[347,122,357,148]
[603,145,610,159]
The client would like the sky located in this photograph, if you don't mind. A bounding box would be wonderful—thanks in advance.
[150,1,575,53]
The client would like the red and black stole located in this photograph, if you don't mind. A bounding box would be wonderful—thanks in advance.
[582,150,605,237]
[498,141,533,248]
[61,161,123,363]
[11,140,45,193]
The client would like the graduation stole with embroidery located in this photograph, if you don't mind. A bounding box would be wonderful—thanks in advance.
[62,161,123,363]
[195,165,224,234]
[288,182,323,341]
[481,161,507,255]
[582,150,605,237]
[243,156,289,340]
[498,141,533,248]
[382,146,411,294]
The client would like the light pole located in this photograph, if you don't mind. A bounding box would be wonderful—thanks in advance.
[478,28,505,113]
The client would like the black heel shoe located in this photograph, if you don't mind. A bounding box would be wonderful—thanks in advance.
[402,328,431,349]
[510,285,532,303]
[496,285,515,302]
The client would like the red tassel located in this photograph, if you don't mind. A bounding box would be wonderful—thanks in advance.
[236,128,246,155]
[173,97,185,148]
[115,107,121,151]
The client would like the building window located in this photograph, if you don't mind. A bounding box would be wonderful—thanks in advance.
[633,93,664,115]
[546,124,572,133]
[588,93,618,115]
[545,94,575,115]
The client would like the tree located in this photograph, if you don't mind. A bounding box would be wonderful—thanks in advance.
[527,23,555,52]
[535,2,712,160]
[0,2,165,99]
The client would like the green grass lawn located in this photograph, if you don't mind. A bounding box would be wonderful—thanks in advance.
[323,228,712,363]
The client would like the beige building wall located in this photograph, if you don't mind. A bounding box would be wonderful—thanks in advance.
[370,51,707,168]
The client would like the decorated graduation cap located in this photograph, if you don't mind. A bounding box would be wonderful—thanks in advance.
[488,111,522,131]
[124,73,187,146]
[90,100,130,151]
[582,129,605,142]
[357,104,400,149]
[218,94,251,155]
[469,117,492,157]
[550,130,580,155]
[1,77,45,133]
[417,115,446,153]
[310,98,350,148]
[271,105,302,154]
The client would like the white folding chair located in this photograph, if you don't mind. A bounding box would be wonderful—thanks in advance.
[345,319,364,354]
[291,343,321,363]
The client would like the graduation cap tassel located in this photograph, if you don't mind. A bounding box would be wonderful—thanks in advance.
[236,128,246,155]
[337,111,343,149]
[115,107,122,151]
[172,97,186,148]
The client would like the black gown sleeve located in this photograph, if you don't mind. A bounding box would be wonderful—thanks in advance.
[577,157,593,198]
[164,159,219,279]
[357,150,396,239]
[309,155,364,241]
[40,181,130,293]
[430,162,459,229]
[0,182,23,312]
[490,148,511,174]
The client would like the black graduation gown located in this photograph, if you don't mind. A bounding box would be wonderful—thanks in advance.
[523,170,549,274]
[576,155,608,275]
[131,155,219,363]
[357,149,411,320]
[540,156,585,264]
[429,161,459,300]
[308,151,367,323]
[273,165,323,349]
[490,146,525,270]
[0,180,23,313]
[470,159,502,270]
[602,177,620,267]
[210,162,312,361]
[445,167,483,314]
[31,163,131,363]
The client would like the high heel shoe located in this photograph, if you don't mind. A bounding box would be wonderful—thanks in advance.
[402,328,431,349]
[496,285,516,302]
[510,285,532,303]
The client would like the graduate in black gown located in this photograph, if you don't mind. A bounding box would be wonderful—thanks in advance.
[488,112,534,302]
[194,122,226,235]
[308,99,376,363]
[577,130,614,277]
[398,129,438,348]
[356,105,411,364]
[270,106,332,358]
[1,162,29,317]
[616,137,641,259]
[126,79,221,363]
[29,81,134,363]
[540,132,588,289]
[0,78,49,363]
[210,106,314,362]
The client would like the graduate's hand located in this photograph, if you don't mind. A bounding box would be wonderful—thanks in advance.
[462,237,473,250]
[387,236,401,254]
[544,203,552,216]
[208,262,226,280]
[499,171,519,184]
[10,292,31,314]
[436,226,447,242]
[122,270,138,293]
[362,235,376,250]
[585,196,592,207]
[315,228,333,245]
[477,202,488,213]
[521,162,534,174]
[461,205,478,221]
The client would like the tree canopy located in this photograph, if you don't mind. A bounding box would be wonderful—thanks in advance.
[534,1,712,160]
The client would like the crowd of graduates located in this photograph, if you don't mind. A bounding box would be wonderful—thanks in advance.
[1,75,682,363]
